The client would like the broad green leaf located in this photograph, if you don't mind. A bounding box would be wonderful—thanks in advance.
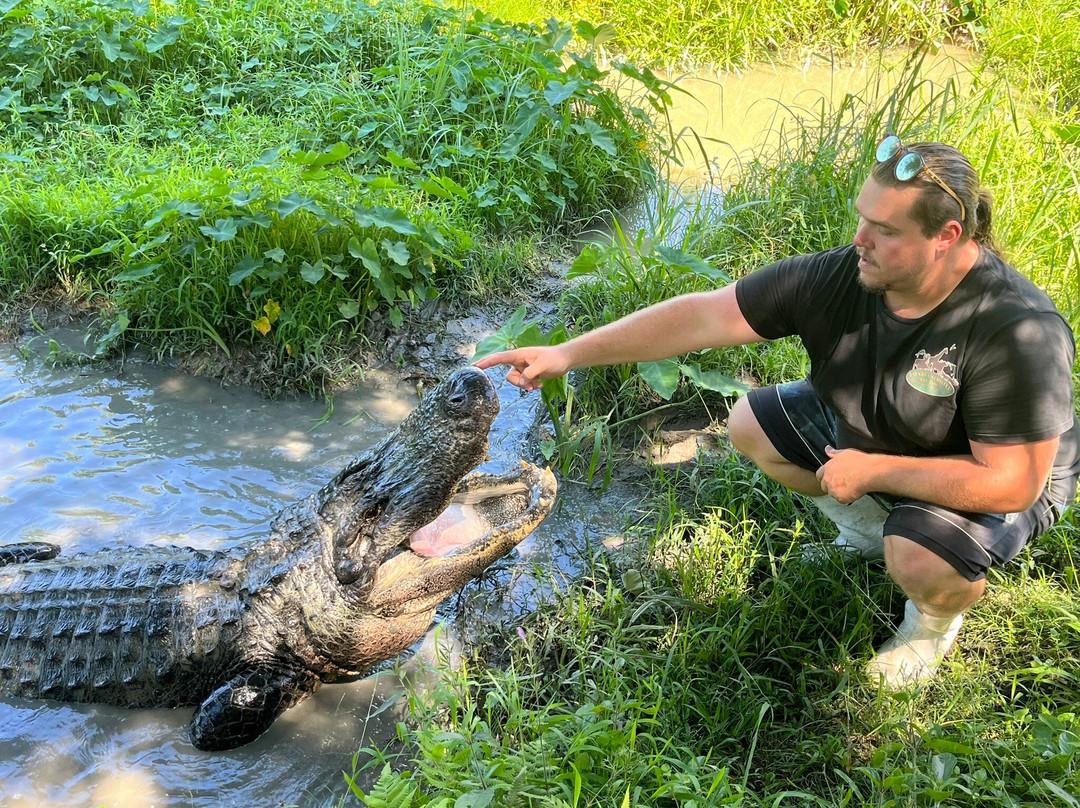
[353,205,419,235]
[575,21,616,47]
[543,79,578,106]
[417,178,453,199]
[0,87,16,108]
[357,238,381,274]
[638,359,680,400]
[678,363,749,396]
[115,263,160,282]
[228,255,262,286]
[389,306,404,327]
[534,150,557,171]
[338,300,360,319]
[655,245,730,282]
[454,788,495,808]
[229,189,261,207]
[274,193,308,217]
[199,218,239,242]
[508,185,532,205]
[382,240,410,266]
[285,142,352,170]
[274,193,326,219]
[1053,124,1080,145]
[383,150,419,170]
[94,312,130,357]
[264,247,286,262]
[145,25,180,53]
[567,245,600,278]
[509,102,543,139]
[572,119,617,156]
[249,148,281,168]
[75,238,123,260]
[300,260,325,284]
[98,30,122,62]
[923,738,978,756]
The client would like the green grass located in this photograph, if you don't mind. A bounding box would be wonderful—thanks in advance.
[339,453,1080,806]
[469,0,984,70]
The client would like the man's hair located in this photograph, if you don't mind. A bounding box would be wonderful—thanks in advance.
[871,141,999,254]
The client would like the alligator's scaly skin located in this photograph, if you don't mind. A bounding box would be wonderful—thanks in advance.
[0,367,557,750]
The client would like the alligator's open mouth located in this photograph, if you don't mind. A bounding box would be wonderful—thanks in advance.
[368,463,555,607]
[406,476,540,558]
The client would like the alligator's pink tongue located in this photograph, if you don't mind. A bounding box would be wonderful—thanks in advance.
[409,504,488,557]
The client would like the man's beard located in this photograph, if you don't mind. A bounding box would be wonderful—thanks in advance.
[857,275,888,296]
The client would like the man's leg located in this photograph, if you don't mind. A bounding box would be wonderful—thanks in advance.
[727,395,824,495]
[865,535,985,688]
[728,394,888,558]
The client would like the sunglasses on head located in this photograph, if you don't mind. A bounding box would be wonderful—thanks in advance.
[875,134,967,226]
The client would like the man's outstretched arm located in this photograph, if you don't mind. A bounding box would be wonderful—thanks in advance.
[473,285,766,390]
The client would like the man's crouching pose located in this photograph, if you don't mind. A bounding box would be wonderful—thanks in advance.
[476,134,1080,688]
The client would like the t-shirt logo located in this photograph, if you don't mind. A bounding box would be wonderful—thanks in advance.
[906,345,959,397]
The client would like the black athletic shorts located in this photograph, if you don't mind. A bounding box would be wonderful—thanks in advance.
[747,379,1080,581]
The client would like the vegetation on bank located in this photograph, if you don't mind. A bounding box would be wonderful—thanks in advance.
[0,0,665,391]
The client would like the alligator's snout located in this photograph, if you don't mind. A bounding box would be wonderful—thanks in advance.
[326,366,502,590]
[441,366,499,422]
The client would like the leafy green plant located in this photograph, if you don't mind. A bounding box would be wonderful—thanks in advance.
[0,0,671,391]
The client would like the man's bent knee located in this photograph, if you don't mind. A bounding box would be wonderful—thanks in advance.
[884,535,985,616]
[728,395,772,461]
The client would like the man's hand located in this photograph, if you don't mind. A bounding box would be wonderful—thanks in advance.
[472,345,570,392]
[816,445,874,504]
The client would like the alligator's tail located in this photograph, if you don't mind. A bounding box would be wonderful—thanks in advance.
[0,542,61,567]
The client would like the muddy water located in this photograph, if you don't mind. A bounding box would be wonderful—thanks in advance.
[0,337,627,808]
[650,45,976,183]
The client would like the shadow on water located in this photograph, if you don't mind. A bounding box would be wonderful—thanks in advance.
[0,336,632,807]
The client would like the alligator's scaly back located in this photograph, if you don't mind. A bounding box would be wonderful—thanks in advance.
[0,543,276,706]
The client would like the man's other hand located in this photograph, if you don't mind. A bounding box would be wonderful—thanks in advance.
[816,445,872,504]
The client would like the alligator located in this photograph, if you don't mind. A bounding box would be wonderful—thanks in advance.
[0,367,556,751]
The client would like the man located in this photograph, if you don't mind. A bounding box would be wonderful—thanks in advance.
[475,135,1080,688]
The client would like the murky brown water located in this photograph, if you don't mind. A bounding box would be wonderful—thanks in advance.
[0,335,627,808]
[648,45,976,183]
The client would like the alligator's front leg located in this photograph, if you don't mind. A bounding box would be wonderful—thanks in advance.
[0,541,60,566]
[189,665,321,751]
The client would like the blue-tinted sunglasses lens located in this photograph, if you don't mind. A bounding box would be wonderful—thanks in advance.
[895,151,924,181]
[875,135,901,162]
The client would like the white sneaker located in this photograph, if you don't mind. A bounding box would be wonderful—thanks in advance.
[867,599,963,689]
[803,495,889,562]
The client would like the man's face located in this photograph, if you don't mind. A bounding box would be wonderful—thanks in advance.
[852,176,941,296]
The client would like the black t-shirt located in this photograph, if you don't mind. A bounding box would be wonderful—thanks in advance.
[735,243,1079,462]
